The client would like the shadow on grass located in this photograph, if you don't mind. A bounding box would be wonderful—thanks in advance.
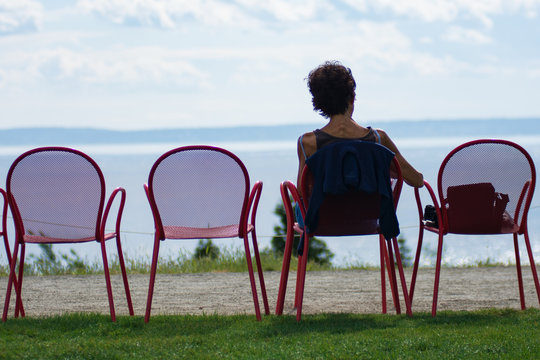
[259,307,539,336]
[3,308,538,339]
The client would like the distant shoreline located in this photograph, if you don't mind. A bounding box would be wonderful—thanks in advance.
[0,118,538,146]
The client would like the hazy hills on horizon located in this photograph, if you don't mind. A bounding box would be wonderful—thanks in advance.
[0,118,537,146]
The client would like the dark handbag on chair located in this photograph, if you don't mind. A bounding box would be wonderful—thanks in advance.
[423,205,439,228]
[446,182,509,234]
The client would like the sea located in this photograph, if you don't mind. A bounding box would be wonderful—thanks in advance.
[1,118,539,267]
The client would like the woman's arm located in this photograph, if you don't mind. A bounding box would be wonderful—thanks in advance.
[377,129,424,188]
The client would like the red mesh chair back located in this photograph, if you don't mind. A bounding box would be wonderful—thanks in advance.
[7,148,105,242]
[300,157,402,236]
[147,146,249,239]
[438,139,535,235]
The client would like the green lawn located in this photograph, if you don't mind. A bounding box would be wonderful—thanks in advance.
[1,308,539,359]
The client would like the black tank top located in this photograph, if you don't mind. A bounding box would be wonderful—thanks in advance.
[314,127,379,150]
[300,127,381,160]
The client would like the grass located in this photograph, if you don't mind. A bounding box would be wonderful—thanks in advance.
[0,246,350,277]
[0,308,539,359]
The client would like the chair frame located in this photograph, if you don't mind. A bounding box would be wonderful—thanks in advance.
[1,188,25,317]
[2,147,134,322]
[409,139,540,316]
[275,155,412,321]
[143,145,269,322]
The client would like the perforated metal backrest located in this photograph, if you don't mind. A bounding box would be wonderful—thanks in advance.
[148,146,250,235]
[301,148,402,237]
[7,147,105,240]
[438,139,535,233]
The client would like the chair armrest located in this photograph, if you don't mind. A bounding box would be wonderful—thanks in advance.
[143,183,163,239]
[514,179,532,234]
[280,181,303,230]
[414,180,443,231]
[0,188,10,261]
[101,187,127,239]
[0,188,7,239]
[244,181,263,237]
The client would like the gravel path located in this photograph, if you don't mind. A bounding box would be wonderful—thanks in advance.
[1,267,539,317]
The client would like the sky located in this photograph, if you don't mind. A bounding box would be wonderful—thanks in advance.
[0,0,539,130]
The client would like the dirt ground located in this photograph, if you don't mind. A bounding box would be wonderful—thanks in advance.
[1,267,539,318]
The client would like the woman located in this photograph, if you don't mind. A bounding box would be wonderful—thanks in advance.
[297,61,424,191]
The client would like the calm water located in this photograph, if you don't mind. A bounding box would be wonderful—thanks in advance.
[1,130,540,267]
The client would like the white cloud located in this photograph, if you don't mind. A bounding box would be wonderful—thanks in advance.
[235,0,333,22]
[0,18,491,93]
[77,0,259,28]
[529,68,540,78]
[1,1,537,100]
[74,0,540,34]
[442,26,493,44]
[0,47,210,90]
[411,54,469,75]
[0,0,43,35]
[348,21,411,68]
[77,0,339,28]
[371,0,460,22]
[344,0,540,28]
[323,22,467,76]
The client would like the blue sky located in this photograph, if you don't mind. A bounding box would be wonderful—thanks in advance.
[1,0,539,130]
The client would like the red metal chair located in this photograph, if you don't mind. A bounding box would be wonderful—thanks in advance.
[275,142,412,321]
[144,145,269,322]
[2,147,134,322]
[410,139,540,316]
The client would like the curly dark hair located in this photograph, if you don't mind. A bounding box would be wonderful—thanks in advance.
[307,61,356,118]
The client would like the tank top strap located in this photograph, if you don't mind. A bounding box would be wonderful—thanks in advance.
[371,128,381,144]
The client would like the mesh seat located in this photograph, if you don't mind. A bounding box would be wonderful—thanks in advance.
[410,139,540,316]
[144,146,269,322]
[2,147,133,322]
[275,141,411,321]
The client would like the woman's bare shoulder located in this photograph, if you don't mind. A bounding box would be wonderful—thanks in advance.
[297,131,317,158]
[373,128,388,139]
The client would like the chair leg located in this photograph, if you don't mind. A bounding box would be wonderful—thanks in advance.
[513,233,526,310]
[251,231,269,315]
[409,225,424,304]
[243,235,262,321]
[2,240,20,322]
[296,233,310,321]
[294,255,304,309]
[431,232,444,317]
[385,239,401,314]
[3,239,25,317]
[276,227,294,315]
[100,240,116,322]
[392,237,413,317]
[523,230,540,306]
[145,235,161,323]
[14,243,26,318]
[379,235,387,314]
[115,235,134,316]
